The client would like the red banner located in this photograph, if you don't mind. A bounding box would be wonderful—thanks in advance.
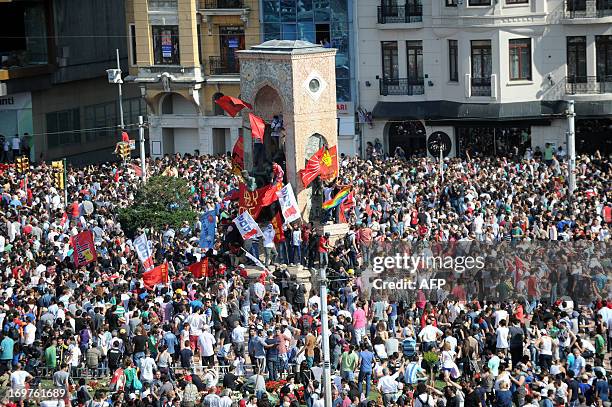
[214,96,252,117]
[249,113,266,143]
[238,182,281,219]
[299,146,325,187]
[72,230,97,267]
[188,258,210,278]
[143,262,169,290]
[320,146,339,181]
[270,211,286,243]
[231,136,244,173]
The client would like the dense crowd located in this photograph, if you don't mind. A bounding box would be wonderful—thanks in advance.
[0,146,611,407]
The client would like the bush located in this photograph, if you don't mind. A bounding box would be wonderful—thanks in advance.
[119,176,197,236]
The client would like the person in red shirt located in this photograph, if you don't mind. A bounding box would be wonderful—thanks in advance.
[318,232,331,268]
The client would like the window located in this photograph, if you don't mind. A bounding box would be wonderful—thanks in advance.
[129,24,137,66]
[152,25,180,65]
[596,36,612,81]
[468,0,491,5]
[197,24,203,66]
[123,98,147,129]
[406,41,423,83]
[381,41,399,80]
[446,0,458,6]
[84,102,116,142]
[46,109,81,148]
[509,38,532,80]
[449,40,458,82]
[471,40,492,78]
[567,36,587,83]
[148,0,177,9]
[506,0,528,3]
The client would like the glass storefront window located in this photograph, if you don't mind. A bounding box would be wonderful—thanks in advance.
[314,0,331,20]
[298,0,313,21]
[263,23,281,41]
[281,0,297,20]
[263,0,281,22]
[298,22,315,43]
[282,24,298,40]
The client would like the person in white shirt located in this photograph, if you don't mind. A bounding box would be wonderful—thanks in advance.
[418,319,443,352]
[10,363,32,390]
[377,367,402,405]
[23,318,36,346]
[198,326,216,366]
[493,308,509,328]
[496,319,510,354]
[262,224,277,266]
[231,321,248,356]
[140,352,157,384]
[290,227,302,266]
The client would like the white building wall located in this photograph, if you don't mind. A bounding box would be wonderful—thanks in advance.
[357,0,612,155]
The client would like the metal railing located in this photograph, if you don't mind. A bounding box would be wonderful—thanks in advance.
[565,75,612,94]
[208,56,239,75]
[379,77,425,95]
[471,76,492,96]
[377,4,423,23]
[564,0,612,18]
[203,0,244,8]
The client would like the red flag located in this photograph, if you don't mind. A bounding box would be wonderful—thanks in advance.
[129,163,143,177]
[239,182,281,218]
[215,96,252,117]
[188,258,209,278]
[72,230,97,267]
[299,146,325,187]
[60,212,68,227]
[338,191,354,224]
[114,170,121,182]
[270,211,286,243]
[249,113,266,143]
[320,146,339,181]
[231,136,244,173]
[143,262,169,290]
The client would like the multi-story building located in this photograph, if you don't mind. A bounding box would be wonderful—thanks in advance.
[357,0,612,158]
[0,0,143,163]
[259,0,359,156]
[125,0,260,157]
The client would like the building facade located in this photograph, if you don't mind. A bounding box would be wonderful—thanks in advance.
[125,0,261,157]
[260,0,359,156]
[357,0,612,158]
[1,0,143,163]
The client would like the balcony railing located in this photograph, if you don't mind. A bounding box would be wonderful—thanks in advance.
[208,56,239,75]
[377,4,423,23]
[203,0,244,8]
[471,76,492,96]
[564,0,612,18]
[565,76,612,94]
[380,77,425,95]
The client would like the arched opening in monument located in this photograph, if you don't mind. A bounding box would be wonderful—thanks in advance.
[386,120,427,158]
[252,85,285,187]
[305,133,328,222]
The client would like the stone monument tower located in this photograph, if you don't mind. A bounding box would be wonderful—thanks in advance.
[238,40,338,219]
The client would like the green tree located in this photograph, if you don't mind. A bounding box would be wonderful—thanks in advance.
[119,176,197,235]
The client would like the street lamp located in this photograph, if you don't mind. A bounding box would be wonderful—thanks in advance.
[106,48,125,131]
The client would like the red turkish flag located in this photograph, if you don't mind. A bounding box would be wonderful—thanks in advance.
[188,258,208,278]
[143,262,169,290]
[214,96,252,117]
[270,211,285,243]
[320,146,339,181]
[249,113,266,143]
[299,146,325,187]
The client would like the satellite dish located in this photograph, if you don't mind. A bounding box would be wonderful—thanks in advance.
[427,131,452,157]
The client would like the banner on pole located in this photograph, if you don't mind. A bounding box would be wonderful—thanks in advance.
[72,230,97,267]
[276,183,301,223]
[199,210,217,250]
[233,211,263,240]
[134,233,154,271]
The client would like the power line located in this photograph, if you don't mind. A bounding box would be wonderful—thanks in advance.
[22,122,142,138]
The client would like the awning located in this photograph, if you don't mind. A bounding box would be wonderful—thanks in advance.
[372,100,571,121]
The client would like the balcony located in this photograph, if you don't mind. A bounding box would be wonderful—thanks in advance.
[565,76,612,94]
[471,77,491,97]
[208,56,239,75]
[380,77,425,96]
[203,0,244,8]
[377,4,423,24]
[564,0,612,18]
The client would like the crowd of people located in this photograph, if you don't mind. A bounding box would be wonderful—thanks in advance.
[0,144,610,407]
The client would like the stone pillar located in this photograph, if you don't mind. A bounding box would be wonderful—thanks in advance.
[199,118,213,155]
[149,116,163,158]
[133,0,153,66]
[178,0,199,68]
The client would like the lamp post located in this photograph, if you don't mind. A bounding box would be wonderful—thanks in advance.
[106,48,125,131]
[566,100,576,195]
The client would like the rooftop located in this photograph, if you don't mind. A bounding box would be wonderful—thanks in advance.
[240,40,334,55]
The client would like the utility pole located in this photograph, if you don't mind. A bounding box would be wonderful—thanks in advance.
[319,266,332,407]
[107,49,125,131]
[567,100,576,194]
[139,115,147,181]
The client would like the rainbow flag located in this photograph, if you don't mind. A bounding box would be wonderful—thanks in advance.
[322,186,351,210]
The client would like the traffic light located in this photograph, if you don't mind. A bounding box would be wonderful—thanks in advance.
[116,142,130,160]
[51,160,65,190]
[15,156,29,174]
